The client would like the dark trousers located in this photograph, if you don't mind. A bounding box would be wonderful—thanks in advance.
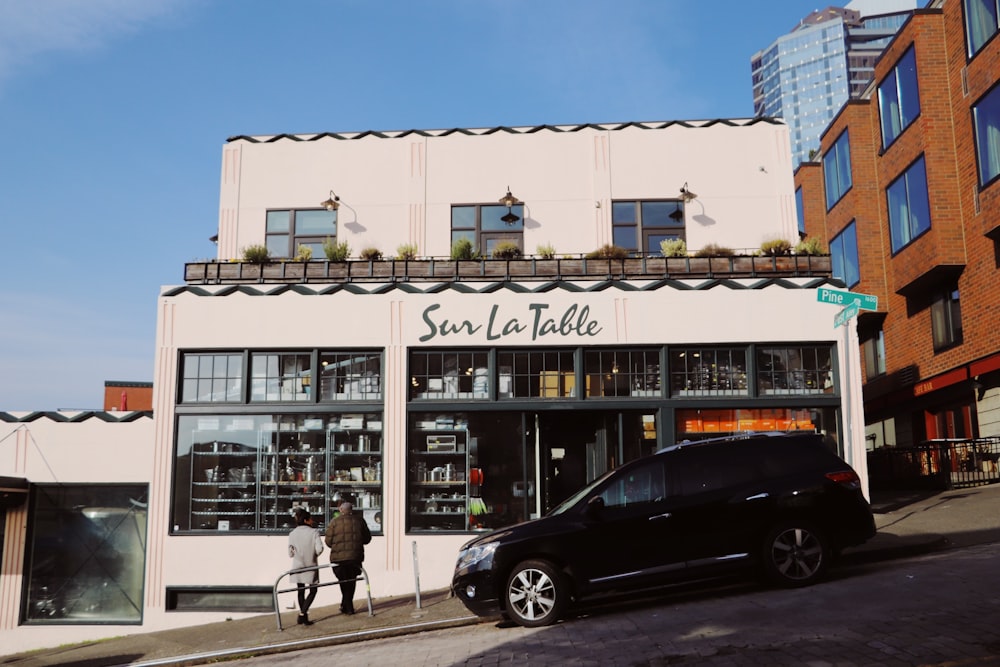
[333,561,361,611]
[296,581,317,614]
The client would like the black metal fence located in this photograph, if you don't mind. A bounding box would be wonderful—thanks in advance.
[867,437,1000,492]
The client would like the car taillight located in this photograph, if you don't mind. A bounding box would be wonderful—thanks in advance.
[826,470,861,490]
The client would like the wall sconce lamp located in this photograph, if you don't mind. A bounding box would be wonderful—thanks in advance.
[320,190,341,211]
[679,182,698,203]
[499,186,521,225]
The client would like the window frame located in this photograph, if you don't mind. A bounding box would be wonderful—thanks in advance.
[878,46,921,150]
[972,80,1000,188]
[451,203,525,257]
[611,199,687,255]
[931,286,963,352]
[863,327,887,379]
[823,130,853,210]
[795,187,806,237]
[756,344,835,396]
[265,208,337,259]
[23,484,148,624]
[180,352,245,404]
[964,0,1000,58]
[886,154,932,254]
[829,221,861,288]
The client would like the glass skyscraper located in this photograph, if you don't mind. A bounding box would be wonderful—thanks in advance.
[752,1,916,165]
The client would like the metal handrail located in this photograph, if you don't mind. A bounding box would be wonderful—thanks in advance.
[273,562,373,631]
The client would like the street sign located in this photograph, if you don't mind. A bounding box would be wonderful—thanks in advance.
[816,287,877,311]
[834,302,860,328]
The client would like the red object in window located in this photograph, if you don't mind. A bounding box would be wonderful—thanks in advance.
[120,390,128,411]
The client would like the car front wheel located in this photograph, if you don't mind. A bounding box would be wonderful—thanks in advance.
[761,522,828,587]
[505,559,567,627]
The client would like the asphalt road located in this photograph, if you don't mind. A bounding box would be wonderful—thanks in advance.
[235,542,1000,666]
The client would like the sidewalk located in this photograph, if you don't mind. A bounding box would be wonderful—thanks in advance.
[5,483,1000,667]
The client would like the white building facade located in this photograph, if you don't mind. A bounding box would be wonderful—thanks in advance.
[1,118,868,654]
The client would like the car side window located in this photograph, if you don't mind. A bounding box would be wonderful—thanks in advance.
[674,446,761,496]
[599,460,666,509]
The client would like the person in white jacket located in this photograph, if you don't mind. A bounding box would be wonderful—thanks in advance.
[287,508,324,626]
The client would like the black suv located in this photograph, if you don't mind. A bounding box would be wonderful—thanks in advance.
[452,432,875,627]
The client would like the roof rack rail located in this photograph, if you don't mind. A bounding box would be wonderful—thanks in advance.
[656,431,799,454]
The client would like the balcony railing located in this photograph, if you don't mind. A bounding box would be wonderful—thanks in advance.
[184,254,833,285]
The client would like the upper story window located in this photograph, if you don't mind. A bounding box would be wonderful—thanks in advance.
[878,46,921,149]
[965,0,999,57]
[823,130,853,210]
[612,200,686,254]
[931,286,963,352]
[181,353,243,403]
[266,209,337,259]
[830,221,860,288]
[795,187,806,236]
[863,328,886,379]
[887,155,931,253]
[452,204,524,258]
[973,81,1000,188]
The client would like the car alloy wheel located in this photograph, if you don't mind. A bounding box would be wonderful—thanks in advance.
[505,559,566,627]
[763,522,827,587]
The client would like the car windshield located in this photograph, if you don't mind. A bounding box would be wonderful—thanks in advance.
[547,468,616,516]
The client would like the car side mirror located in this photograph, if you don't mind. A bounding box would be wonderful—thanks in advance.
[583,495,605,520]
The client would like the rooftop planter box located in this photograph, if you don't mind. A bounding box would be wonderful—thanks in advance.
[183,255,832,285]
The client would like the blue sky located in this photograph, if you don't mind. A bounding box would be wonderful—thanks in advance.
[0,0,829,411]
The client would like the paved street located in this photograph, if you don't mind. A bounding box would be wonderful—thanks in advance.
[237,543,1000,666]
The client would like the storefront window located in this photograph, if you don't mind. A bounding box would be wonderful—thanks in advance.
[756,345,834,395]
[410,350,488,399]
[676,407,840,455]
[173,412,383,535]
[583,348,661,397]
[406,409,658,533]
[250,352,312,402]
[497,349,575,398]
[319,351,382,400]
[24,484,148,623]
[181,352,243,403]
[669,347,748,396]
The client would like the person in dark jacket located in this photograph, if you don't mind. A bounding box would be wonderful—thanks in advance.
[287,508,324,626]
[324,501,371,614]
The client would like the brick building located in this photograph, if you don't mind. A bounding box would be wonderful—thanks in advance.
[795,0,1000,448]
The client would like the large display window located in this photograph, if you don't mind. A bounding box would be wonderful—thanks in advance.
[172,412,383,535]
[405,409,659,533]
[24,484,148,624]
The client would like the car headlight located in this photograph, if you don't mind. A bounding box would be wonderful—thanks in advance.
[456,541,499,571]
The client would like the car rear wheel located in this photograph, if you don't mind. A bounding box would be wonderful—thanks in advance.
[761,521,828,587]
[505,559,567,627]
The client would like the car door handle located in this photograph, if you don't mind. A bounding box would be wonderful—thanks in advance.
[649,512,672,521]
[745,492,770,501]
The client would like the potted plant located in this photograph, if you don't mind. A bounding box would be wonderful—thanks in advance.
[451,238,479,260]
[760,238,793,256]
[360,247,383,261]
[396,243,418,260]
[491,241,523,260]
[794,237,826,255]
[323,238,351,261]
[659,238,687,258]
[536,243,556,260]
[242,244,271,264]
